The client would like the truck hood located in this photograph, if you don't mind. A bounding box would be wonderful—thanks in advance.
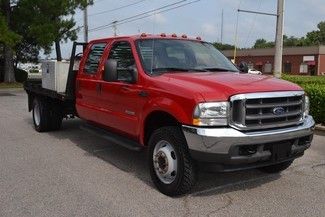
[157,72,302,101]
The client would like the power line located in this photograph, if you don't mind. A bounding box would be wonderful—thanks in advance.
[89,0,189,32]
[88,0,147,17]
[243,0,262,48]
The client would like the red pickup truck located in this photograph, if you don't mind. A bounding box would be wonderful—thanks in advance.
[24,34,315,196]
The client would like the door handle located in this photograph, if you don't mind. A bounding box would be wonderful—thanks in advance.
[121,86,131,92]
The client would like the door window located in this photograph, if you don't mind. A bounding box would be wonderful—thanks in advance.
[84,43,107,74]
[108,41,136,81]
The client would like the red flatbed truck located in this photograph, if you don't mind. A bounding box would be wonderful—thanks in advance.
[24,34,315,196]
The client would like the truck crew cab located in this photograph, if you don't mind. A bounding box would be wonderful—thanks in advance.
[24,34,315,196]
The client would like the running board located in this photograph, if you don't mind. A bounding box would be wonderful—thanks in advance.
[80,123,143,151]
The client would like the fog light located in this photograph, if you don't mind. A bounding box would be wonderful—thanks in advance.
[239,145,258,156]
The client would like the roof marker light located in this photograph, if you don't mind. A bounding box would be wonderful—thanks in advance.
[160,33,166,37]
[171,33,177,37]
[181,34,188,38]
[141,33,147,37]
[196,36,202,40]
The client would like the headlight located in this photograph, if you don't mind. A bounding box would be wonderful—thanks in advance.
[193,102,229,126]
[304,95,310,117]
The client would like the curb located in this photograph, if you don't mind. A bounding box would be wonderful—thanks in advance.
[0,88,23,92]
[315,124,325,131]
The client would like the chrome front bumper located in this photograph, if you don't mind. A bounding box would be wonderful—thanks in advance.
[182,115,315,166]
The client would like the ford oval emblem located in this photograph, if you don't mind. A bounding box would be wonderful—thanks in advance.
[273,107,285,115]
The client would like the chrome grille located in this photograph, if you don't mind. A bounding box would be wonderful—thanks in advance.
[230,91,305,130]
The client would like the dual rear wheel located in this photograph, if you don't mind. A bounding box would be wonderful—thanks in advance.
[32,98,63,132]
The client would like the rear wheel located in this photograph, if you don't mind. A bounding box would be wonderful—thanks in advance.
[33,98,51,132]
[148,126,197,196]
[258,160,293,173]
[32,98,62,132]
[50,106,63,131]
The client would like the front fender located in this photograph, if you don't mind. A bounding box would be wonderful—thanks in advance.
[139,96,195,145]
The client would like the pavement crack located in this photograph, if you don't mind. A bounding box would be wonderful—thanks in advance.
[206,194,233,217]
[182,196,191,217]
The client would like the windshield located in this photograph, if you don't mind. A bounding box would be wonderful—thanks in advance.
[136,39,238,75]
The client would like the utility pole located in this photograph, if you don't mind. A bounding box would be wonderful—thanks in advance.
[83,5,89,42]
[112,21,118,36]
[237,0,285,77]
[274,0,285,78]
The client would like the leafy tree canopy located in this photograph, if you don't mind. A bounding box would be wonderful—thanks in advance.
[213,42,235,50]
[0,13,21,48]
[14,0,92,59]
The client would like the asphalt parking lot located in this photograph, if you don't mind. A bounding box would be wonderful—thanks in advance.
[1,89,325,217]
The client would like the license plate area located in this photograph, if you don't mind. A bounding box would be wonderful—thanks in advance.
[264,140,293,162]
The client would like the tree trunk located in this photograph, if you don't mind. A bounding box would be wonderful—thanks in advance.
[55,40,62,61]
[4,45,15,82]
[3,0,15,83]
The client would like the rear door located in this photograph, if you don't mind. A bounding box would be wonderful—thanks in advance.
[76,42,108,122]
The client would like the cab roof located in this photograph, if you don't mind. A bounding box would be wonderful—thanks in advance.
[88,34,204,44]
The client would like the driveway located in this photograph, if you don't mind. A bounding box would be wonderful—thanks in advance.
[0,89,324,217]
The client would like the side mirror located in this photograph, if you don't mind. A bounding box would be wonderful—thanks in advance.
[103,59,118,82]
[238,62,249,73]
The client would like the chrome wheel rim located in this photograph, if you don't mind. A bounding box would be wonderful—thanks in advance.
[153,140,178,184]
[33,102,40,126]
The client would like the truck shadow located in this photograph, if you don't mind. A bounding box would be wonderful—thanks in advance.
[48,118,281,197]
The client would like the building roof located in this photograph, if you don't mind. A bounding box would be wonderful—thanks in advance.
[221,45,325,57]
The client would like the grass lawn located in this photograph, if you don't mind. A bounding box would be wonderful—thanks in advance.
[0,82,23,89]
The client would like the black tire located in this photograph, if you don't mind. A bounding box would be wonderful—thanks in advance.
[49,105,63,131]
[32,98,62,132]
[148,126,197,196]
[32,98,51,132]
[258,160,293,173]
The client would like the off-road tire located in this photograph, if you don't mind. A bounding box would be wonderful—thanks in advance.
[148,126,197,196]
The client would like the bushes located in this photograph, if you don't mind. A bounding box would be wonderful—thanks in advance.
[14,68,28,83]
[283,75,325,124]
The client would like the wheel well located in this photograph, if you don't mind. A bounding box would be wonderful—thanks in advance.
[144,111,179,146]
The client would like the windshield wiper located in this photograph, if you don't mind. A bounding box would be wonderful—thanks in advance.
[203,67,238,72]
[151,67,208,73]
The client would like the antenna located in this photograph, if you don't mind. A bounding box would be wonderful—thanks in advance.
[150,12,157,74]
[221,9,224,44]
[112,21,118,36]
[83,5,89,42]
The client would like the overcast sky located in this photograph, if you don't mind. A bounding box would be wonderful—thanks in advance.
[57,0,325,58]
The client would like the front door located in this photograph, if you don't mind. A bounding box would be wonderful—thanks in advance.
[97,40,147,139]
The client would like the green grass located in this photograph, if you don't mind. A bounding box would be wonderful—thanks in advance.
[0,82,23,89]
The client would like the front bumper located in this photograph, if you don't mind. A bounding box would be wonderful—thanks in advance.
[182,115,315,171]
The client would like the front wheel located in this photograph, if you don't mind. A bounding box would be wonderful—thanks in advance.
[148,126,197,196]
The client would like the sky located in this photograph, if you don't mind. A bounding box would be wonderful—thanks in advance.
[56,0,325,59]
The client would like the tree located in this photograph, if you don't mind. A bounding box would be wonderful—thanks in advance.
[16,0,92,61]
[305,21,325,45]
[253,38,274,49]
[0,0,21,83]
[283,35,306,47]
[213,42,235,50]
